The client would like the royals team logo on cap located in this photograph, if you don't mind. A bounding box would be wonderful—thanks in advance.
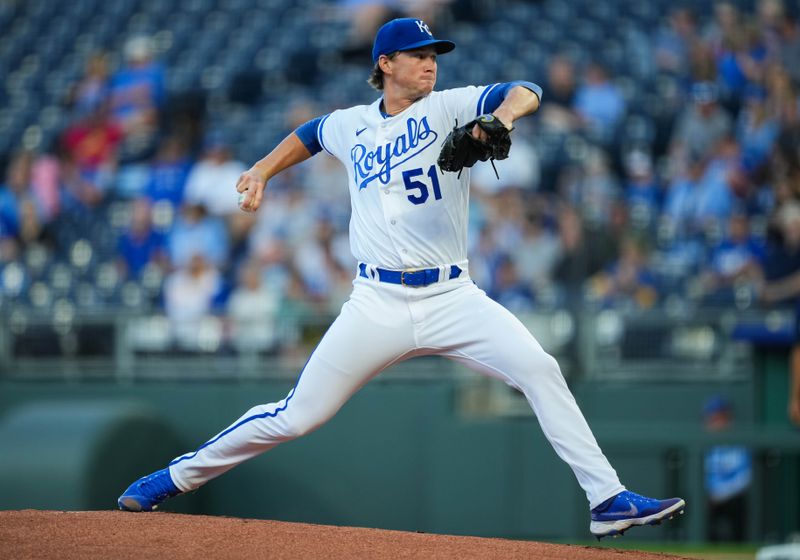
[415,20,432,36]
[372,17,456,63]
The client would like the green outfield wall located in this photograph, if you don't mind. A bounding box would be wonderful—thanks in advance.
[0,356,798,543]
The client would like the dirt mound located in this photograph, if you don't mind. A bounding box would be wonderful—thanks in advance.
[0,510,689,560]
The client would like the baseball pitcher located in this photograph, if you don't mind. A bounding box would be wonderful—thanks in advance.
[118,18,685,539]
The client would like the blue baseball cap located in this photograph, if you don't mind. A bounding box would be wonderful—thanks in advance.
[372,18,455,63]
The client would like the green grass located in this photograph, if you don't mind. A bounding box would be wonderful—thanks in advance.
[572,541,760,560]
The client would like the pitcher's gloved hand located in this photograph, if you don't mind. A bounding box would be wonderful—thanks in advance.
[437,114,512,177]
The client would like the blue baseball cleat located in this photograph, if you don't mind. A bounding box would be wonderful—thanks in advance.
[590,490,685,539]
[118,468,182,512]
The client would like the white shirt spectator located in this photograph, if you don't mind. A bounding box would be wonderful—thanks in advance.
[184,152,247,216]
[227,263,280,352]
[164,254,221,348]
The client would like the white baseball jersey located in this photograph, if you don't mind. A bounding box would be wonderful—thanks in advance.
[316,87,491,270]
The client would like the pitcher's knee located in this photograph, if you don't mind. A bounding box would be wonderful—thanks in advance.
[280,412,327,440]
[541,354,563,378]
[520,353,564,385]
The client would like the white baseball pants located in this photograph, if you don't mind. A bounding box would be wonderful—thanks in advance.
[168,274,625,508]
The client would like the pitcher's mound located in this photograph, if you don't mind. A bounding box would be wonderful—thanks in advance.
[0,509,689,559]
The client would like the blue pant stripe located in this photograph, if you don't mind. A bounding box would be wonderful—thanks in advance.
[168,350,317,467]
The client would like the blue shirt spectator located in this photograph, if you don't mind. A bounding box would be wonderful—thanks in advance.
[623,151,661,229]
[693,157,735,228]
[573,63,626,143]
[109,37,166,129]
[705,446,752,502]
[703,395,751,542]
[146,137,194,207]
[0,188,21,238]
[117,199,167,279]
[0,151,45,239]
[736,86,780,170]
[168,203,229,269]
[487,254,536,313]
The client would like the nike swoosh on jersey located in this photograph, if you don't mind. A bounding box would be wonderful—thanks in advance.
[356,127,367,136]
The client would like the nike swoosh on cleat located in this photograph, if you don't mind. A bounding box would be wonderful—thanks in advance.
[617,504,638,516]
[356,127,367,136]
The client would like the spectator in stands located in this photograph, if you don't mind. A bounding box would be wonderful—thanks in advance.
[572,62,626,144]
[699,212,765,305]
[777,13,800,86]
[757,0,787,57]
[703,2,741,58]
[714,21,768,109]
[487,253,536,314]
[248,187,318,256]
[669,82,733,165]
[168,202,229,270]
[655,8,699,76]
[482,188,526,254]
[540,55,579,132]
[466,223,501,294]
[736,85,780,171]
[703,395,752,542]
[336,1,403,63]
[510,208,561,294]
[589,234,659,309]
[163,252,222,350]
[116,198,167,280]
[61,101,123,201]
[109,35,165,139]
[688,40,719,84]
[184,133,247,217]
[59,157,106,214]
[252,236,291,304]
[67,51,111,118]
[145,135,193,208]
[226,259,280,353]
[292,213,354,308]
[553,204,618,299]
[0,151,49,259]
[622,149,661,231]
[471,124,540,195]
[111,35,167,198]
[690,135,742,235]
[774,79,800,175]
[561,149,621,228]
[183,132,254,268]
[29,145,61,221]
[663,151,707,234]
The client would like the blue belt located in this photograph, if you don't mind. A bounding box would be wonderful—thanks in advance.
[359,263,462,287]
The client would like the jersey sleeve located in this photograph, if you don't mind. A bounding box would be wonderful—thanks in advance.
[294,115,328,156]
[480,81,542,114]
[437,81,543,126]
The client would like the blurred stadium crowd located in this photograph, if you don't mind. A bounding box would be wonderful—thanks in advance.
[1,0,800,353]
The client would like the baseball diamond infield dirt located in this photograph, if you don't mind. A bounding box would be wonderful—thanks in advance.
[0,510,692,560]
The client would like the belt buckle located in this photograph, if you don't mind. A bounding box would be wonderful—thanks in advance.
[400,269,419,287]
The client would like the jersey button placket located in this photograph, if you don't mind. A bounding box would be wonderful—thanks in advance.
[373,129,401,258]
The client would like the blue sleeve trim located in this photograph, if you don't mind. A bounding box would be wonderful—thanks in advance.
[295,116,324,155]
[480,81,543,115]
[317,114,333,156]
[476,83,500,116]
